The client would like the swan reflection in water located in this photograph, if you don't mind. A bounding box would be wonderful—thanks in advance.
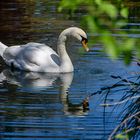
[0,68,89,116]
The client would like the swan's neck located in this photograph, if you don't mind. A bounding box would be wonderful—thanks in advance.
[57,36,74,73]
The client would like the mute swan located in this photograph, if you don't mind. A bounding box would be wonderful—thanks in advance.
[0,27,88,73]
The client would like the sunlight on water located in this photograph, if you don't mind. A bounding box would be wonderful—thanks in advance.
[0,0,140,140]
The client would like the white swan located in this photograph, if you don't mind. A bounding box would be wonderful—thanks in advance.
[0,27,88,73]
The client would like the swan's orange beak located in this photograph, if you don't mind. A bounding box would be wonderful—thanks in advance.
[82,40,89,52]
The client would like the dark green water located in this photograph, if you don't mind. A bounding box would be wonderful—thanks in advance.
[0,1,140,140]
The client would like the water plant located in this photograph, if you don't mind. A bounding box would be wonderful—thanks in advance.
[85,63,140,139]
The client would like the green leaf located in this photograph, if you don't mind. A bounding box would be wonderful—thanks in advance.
[95,0,102,5]
[115,133,129,140]
[58,0,80,12]
[123,50,132,65]
[85,16,98,31]
[100,2,118,18]
[120,8,128,18]
[123,39,135,51]
[136,43,140,58]
[101,32,119,59]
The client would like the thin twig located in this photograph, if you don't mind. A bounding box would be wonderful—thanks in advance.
[101,95,140,106]
[111,75,139,85]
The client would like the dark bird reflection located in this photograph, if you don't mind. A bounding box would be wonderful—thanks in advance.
[0,68,89,116]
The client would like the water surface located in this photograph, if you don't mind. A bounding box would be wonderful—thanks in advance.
[0,1,140,140]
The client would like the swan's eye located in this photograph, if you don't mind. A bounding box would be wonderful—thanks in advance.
[80,35,89,52]
[81,36,88,44]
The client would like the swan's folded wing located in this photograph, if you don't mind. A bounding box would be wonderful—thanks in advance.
[3,42,61,72]
[19,45,60,72]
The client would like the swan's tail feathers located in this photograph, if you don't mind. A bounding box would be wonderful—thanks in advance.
[0,42,8,57]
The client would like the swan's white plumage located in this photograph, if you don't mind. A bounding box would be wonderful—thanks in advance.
[0,27,88,73]
[3,43,60,72]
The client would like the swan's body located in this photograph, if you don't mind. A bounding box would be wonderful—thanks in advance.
[0,27,88,73]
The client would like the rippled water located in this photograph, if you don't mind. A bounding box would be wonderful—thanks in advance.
[0,1,140,140]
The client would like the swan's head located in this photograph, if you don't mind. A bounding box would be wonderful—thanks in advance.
[59,27,89,52]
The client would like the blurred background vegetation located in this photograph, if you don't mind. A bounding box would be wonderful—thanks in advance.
[59,0,140,64]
